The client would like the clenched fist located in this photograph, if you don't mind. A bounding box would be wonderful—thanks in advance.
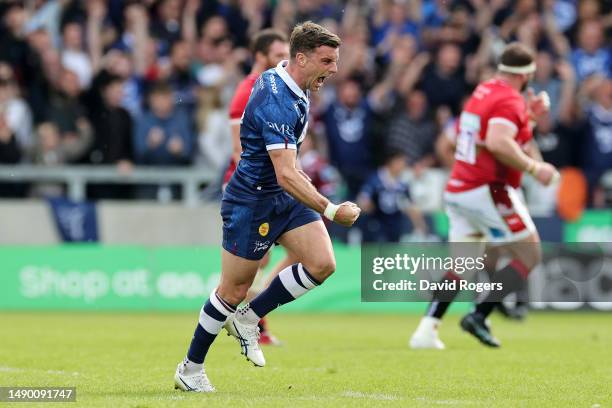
[530,161,559,186]
[333,201,361,227]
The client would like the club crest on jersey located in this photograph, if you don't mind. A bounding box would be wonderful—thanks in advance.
[258,222,270,237]
[254,240,271,252]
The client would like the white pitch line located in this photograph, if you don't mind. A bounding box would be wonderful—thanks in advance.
[341,390,399,401]
[0,366,80,376]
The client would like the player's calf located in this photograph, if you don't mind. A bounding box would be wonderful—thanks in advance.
[175,291,237,391]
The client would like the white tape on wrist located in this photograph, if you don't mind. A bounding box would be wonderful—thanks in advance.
[526,160,539,176]
[539,91,551,109]
[551,169,561,184]
[323,203,339,221]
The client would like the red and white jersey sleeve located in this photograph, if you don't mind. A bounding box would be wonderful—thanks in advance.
[224,73,259,184]
[228,73,259,124]
[447,79,532,192]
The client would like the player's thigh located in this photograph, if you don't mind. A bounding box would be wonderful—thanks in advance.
[488,186,541,269]
[446,185,536,242]
[277,219,336,282]
[445,201,485,243]
[218,248,260,305]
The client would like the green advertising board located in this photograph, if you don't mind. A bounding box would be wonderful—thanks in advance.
[0,245,428,313]
[2,210,609,312]
[564,211,612,242]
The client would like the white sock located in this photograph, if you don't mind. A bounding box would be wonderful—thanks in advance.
[236,304,261,326]
[182,357,203,375]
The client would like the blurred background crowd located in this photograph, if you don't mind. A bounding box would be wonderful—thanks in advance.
[0,0,610,240]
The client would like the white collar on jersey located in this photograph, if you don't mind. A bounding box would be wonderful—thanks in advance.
[275,60,308,102]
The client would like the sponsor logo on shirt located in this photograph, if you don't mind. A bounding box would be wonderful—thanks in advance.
[267,121,294,137]
[269,74,278,94]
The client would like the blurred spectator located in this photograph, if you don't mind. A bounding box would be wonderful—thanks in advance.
[87,74,134,199]
[150,0,183,56]
[23,0,64,50]
[531,52,563,121]
[322,77,375,199]
[88,74,133,167]
[29,122,66,198]
[370,0,420,61]
[0,67,33,153]
[564,0,606,44]
[533,60,580,168]
[0,112,23,197]
[164,40,198,113]
[419,43,467,115]
[336,5,375,83]
[580,76,612,206]
[0,2,29,76]
[357,151,428,243]
[0,113,21,164]
[60,21,93,89]
[134,81,193,166]
[190,16,239,104]
[46,68,93,163]
[513,4,570,57]
[386,89,437,176]
[422,3,480,55]
[196,86,231,172]
[570,19,611,82]
[98,49,145,118]
[102,3,149,117]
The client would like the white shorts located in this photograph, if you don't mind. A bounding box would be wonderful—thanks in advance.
[444,184,536,244]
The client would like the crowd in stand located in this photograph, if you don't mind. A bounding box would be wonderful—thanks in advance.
[0,0,610,224]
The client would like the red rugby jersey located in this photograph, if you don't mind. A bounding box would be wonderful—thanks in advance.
[447,78,532,192]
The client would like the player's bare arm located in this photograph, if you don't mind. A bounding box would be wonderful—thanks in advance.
[269,148,360,227]
[230,122,242,164]
[524,139,543,161]
[485,123,557,186]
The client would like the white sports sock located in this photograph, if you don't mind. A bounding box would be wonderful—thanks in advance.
[236,304,260,326]
[182,357,203,375]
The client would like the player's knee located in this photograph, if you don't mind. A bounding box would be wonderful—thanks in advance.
[217,283,250,306]
[305,257,336,282]
[516,237,542,271]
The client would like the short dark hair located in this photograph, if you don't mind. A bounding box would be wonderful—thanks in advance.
[251,28,287,56]
[499,42,535,69]
[148,81,173,97]
[384,149,407,165]
[289,21,341,58]
[99,73,123,90]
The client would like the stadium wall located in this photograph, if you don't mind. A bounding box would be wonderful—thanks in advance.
[0,200,223,245]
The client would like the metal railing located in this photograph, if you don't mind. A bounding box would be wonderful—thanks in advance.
[2,165,609,209]
[0,165,219,207]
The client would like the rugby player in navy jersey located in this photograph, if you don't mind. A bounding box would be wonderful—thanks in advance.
[174,21,360,392]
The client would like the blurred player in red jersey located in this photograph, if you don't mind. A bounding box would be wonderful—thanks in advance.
[224,29,293,346]
[410,42,559,349]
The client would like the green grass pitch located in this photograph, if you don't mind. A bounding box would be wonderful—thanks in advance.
[1,311,610,407]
